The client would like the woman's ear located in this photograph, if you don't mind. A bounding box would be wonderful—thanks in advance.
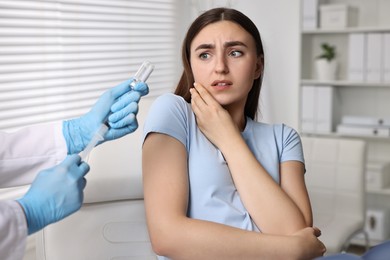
[254,55,264,79]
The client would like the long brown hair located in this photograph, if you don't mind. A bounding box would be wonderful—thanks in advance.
[174,7,264,120]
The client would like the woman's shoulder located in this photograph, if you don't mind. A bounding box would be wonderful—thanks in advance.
[151,93,189,110]
[154,93,186,103]
[149,93,192,120]
[250,120,296,131]
[274,123,298,134]
[250,121,302,156]
[250,120,299,138]
[143,93,193,147]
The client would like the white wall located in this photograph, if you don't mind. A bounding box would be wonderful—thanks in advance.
[181,0,301,128]
[234,1,301,128]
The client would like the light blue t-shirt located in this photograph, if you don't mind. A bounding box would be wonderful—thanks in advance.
[143,93,304,257]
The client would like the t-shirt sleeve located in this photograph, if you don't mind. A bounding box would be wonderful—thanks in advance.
[279,124,304,164]
[142,93,189,148]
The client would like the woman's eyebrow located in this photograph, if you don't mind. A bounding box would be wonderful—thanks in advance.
[224,41,247,48]
[194,41,247,51]
[194,43,214,51]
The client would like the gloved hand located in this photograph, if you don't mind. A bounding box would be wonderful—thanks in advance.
[17,155,90,235]
[63,79,149,154]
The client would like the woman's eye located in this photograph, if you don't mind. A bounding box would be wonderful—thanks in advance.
[199,53,210,59]
[230,50,243,57]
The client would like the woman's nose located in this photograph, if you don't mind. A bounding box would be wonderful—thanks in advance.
[214,56,229,74]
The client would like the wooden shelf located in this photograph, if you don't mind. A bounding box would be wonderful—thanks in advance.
[300,132,390,142]
[336,134,390,142]
[302,26,390,35]
[367,187,390,196]
[301,79,390,88]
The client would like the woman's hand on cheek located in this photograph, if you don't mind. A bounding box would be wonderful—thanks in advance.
[190,82,239,149]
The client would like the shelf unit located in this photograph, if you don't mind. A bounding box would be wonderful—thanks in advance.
[301,79,390,88]
[303,26,390,34]
[300,0,390,246]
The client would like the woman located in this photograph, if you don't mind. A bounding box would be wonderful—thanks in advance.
[142,7,325,259]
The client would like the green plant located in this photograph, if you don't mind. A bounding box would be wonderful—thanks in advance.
[316,43,336,61]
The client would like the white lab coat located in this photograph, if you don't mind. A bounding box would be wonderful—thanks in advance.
[0,121,67,260]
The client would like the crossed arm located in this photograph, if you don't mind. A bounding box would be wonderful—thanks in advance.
[190,83,313,234]
[142,84,325,259]
[143,133,324,259]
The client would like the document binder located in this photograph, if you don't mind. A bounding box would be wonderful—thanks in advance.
[366,33,383,83]
[384,33,390,83]
[337,124,390,137]
[301,85,336,134]
[341,115,390,127]
[302,0,318,30]
[348,33,366,82]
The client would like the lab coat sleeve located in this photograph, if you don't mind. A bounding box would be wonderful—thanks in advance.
[0,200,27,260]
[0,121,68,188]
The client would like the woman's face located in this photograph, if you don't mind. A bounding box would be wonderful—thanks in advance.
[190,20,262,109]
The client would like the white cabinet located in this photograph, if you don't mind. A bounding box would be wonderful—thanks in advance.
[300,0,390,246]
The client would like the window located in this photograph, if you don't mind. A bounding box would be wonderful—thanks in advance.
[0,0,178,130]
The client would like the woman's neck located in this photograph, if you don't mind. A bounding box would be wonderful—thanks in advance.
[225,105,246,132]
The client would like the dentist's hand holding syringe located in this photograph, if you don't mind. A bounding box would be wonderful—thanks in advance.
[64,60,154,158]
[14,61,153,237]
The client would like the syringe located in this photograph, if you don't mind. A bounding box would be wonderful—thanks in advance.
[79,124,108,161]
[130,60,155,90]
[79,61,154,161]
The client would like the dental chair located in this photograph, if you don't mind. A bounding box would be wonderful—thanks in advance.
[35,98,157,260]
[301,136,368,255]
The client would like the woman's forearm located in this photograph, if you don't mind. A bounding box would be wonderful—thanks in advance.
[219,134,307,234]
[148,215,317,260]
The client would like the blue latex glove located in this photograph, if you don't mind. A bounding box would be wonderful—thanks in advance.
[63,79,149,154]
[17,155,90,235]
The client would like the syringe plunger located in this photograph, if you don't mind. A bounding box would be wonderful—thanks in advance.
[79,124,108,161]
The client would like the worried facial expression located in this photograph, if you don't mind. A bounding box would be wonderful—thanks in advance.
[190,20,262,109]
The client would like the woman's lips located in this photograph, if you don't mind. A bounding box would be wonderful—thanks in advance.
[211,80,232,90]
